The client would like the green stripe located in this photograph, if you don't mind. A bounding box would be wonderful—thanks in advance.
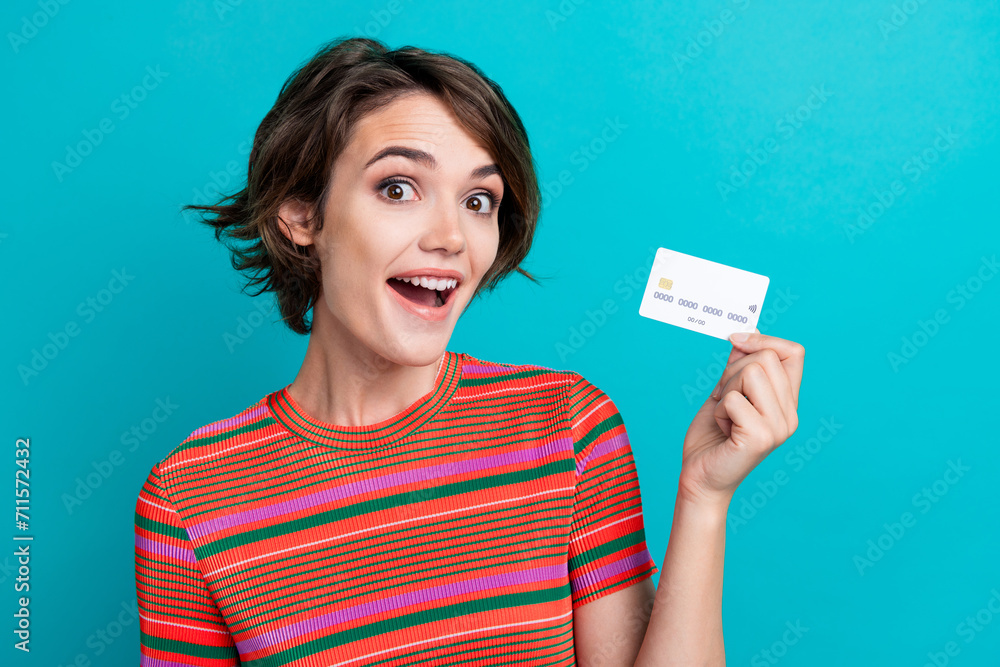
[197,458,571,559]
[569,528,646,571]
[364,618,573,667]
[212,496,572,606]
[135,513,187,541]
[178,405,564,517]
[263,584,570,664]
[179,417,273,453]
[458,368,557,388]
[574,414,623,456]
[140,630,238,659]
[232,531,569,631]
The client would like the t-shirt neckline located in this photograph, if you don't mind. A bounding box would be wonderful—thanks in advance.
[266,350,464,451]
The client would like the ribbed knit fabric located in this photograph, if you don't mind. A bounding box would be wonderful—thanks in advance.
[134,350,658,666]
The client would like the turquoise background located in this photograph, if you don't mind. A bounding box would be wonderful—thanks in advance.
[4,0,999,664]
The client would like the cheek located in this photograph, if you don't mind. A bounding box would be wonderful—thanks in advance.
[475,222,501,272]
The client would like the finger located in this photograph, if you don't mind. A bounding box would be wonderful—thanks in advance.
[727,331,805,407]
[716,361,790,447]
[714,326,761,382]
[712,349,796,433]
[712,389,769,460]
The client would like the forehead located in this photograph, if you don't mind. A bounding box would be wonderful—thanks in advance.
[347,92,491,159]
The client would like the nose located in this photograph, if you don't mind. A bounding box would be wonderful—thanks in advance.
[418,198,466,255]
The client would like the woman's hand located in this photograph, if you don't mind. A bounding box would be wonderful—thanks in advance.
[678,329,806,507]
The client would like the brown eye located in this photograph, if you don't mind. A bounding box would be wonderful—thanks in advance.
[465,193,495,214]
[378,180,416,202]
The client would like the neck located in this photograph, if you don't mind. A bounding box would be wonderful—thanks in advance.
[286,306,444,428]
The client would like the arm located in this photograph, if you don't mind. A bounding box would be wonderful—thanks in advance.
[577,331,804,665]
[573,491,727,667]
[135,462,240,666]
[633,492,728,666]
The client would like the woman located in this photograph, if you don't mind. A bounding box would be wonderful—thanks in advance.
[134,37,804,666]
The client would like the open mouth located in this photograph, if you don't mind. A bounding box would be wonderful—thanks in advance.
[387,276,459,309]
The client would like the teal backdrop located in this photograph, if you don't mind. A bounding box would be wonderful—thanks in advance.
[4,1,999,665]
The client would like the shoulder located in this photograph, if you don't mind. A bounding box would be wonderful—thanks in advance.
[150,393,274,482]
[457,350,584,389]
[456,351,613,415]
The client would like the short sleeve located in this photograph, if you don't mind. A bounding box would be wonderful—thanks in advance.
[566,373,659,609]
[134,462,240,666]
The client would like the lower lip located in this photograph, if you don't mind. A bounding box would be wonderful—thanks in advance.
[385,281,455,322]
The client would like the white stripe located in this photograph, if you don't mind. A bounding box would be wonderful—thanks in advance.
[451,379,569,402]
[138,613,231,635]
[161,431,284,471]
[570,399,611,431]
[570,510,644,544]
[326,609,574,667]
[138,495,175,514]
[206,485,575,577]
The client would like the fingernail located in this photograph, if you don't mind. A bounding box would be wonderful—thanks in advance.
[729,332,751,343]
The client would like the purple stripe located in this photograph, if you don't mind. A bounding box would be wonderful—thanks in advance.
[141,656,207,667]
[190,404,269,438]
[461,363,513,375]
[135,534,196,564]
[235,562,568,654]
[570,547,653,594]
[188,437,574,540]
[576,432,630,477]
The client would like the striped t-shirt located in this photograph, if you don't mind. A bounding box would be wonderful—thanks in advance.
[134,350,658,666]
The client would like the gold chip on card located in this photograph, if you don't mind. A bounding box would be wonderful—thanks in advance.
[658,277,673,290]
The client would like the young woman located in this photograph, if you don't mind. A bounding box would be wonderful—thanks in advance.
[134,37,804,666]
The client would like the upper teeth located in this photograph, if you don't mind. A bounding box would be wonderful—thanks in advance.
[393,276,458,291]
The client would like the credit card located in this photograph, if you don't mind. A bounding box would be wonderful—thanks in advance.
[638,247,770,340]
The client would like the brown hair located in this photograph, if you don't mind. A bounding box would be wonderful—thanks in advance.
[182,36,543,335]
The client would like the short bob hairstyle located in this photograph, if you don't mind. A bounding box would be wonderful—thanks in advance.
[183,36,542,335]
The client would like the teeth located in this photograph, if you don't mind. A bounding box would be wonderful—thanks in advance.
[392,276,458,290]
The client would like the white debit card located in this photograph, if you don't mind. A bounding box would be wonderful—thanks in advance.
[638,247,770,340]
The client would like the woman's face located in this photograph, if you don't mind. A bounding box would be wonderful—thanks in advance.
[281,91,503,367]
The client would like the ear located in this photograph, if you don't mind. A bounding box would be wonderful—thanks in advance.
[276,198,318,247]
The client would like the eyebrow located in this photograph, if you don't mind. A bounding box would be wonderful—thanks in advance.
[363,145,501,181]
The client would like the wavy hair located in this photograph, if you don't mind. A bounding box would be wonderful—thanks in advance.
[182,36,543,335]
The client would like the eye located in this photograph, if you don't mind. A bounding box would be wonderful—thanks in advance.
[377,178,417,203]
[465,191,501,216]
